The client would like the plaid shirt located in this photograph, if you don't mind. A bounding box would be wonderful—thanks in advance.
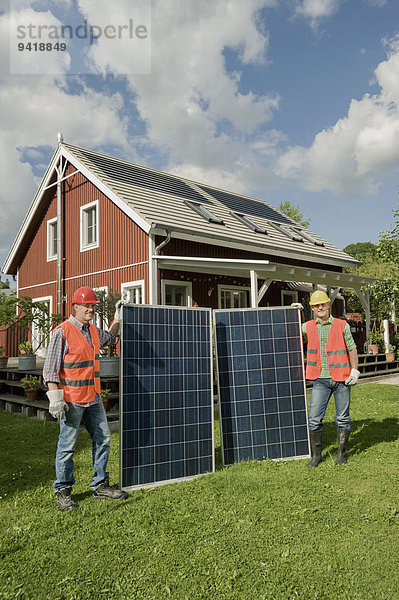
[43,315,115,407]
[302,316,356,378]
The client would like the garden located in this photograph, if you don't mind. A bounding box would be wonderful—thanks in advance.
[0,382,399,600]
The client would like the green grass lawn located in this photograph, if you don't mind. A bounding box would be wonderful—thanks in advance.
[1,383,399,600]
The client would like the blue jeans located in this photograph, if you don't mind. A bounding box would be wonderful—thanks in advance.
[308,378,351,432]
[53,401,111,493]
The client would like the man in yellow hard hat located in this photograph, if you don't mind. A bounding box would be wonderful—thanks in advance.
[293,290,359,467]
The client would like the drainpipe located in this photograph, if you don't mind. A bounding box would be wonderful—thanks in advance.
[56,165,62,314]
[56,133,63,315]
[148,227,172,305]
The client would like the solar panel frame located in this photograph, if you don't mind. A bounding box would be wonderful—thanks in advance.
[214,307,310,465]
[119,304,215,491]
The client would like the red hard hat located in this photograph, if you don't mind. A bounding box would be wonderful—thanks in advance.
[71,287,99,305]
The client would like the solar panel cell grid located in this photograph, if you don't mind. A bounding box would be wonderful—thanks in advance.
[200,185,295,225]
[120,305,214,490]
[81,150,213,205]
[214,307,310,464]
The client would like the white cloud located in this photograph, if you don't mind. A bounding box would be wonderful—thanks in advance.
[294,0,341,28]
[276,40,399,197]
[78,0,279,184]
[0,5,135,268]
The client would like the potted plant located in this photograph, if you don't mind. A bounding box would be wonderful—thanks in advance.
[0,345,8,368]
[96,289,121,377]
[385,344,396,363]
[101,388,111,412]
[368,329,383,355]
[9,297,63,371]
[20,375,41,401]
[18,340,36,370]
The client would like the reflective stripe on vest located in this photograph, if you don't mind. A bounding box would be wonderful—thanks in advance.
[305,318,351,382]
[57,320,101,404]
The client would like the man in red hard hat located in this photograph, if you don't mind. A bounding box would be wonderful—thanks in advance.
[43,286,127,512]
[293,290,359,468]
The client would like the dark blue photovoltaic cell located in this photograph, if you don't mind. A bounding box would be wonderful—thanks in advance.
[200,186,295,224]
[120,306,214,490]
[215,307,309,464]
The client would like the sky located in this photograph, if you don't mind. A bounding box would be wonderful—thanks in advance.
[1,0,399,282]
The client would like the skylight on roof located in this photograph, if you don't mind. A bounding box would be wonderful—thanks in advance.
[231,212,267,234]
[269,222,303,242]
[292,227,325,246]
[185,201,224,224]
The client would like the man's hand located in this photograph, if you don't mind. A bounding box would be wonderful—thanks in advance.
[47,389,69,421]
[291,303,304,311]
[345,368,360,386]
[114,292,129,322]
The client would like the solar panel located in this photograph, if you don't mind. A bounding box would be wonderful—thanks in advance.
[120,305,214,490]
[214,307,309,464]
[81,151,213,204]
[200,185,295,225]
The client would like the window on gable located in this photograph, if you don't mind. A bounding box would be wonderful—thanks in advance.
[231,212,267,233]
[47,218,58,261]
[269,222,303,242]
[185,201,224,224]
[292,227,325,246]
[80,200,99,251]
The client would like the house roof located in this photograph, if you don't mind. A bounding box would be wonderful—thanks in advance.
[3,141,361,274]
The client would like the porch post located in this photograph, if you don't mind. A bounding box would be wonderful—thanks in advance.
[148,234,158,305]
[250,270,258,308]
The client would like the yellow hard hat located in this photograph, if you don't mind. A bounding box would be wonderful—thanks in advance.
[309,290,330,305]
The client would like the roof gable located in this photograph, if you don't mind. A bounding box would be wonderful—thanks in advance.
[3,141,360,274]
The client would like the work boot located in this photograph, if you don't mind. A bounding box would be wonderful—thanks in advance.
[92,477,128,500]
[56,487,78,512]
[336,429,350,465]
[307,430,322,468]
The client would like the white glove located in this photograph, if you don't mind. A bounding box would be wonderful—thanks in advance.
[345,368,360,386]
[114,299,123,322]
[291,303,304,311]
[47,389,69,421]
[114,292,129,322]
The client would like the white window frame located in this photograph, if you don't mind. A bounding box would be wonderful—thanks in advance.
[32,295,52,356]
[218,285,250,309]
[93,285,108,330]
[121,279,145,305]
[47,217,58,262]
[161,279,192,307]
[80,200,99,252]
[281,290,298,306]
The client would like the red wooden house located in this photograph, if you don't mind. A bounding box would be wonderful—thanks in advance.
[2,136,375,355]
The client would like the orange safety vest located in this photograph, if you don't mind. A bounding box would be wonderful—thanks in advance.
[57,320,101,404]
[305,318,351,382]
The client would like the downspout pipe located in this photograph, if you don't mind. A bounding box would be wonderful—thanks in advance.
[149,227,172,304]
[154,228,172,255]
[56,162,62,314]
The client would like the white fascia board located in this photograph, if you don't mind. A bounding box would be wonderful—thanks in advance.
[60,147,151,235]
[2,146,63,274]
[150,225,359,270]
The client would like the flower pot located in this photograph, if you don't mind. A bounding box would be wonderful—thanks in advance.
[24,388,39,402]
[385,352,395,363]
[100,357,119,377]
[368,344,379,355]
[0,357,8,368]
[18,354,37,371]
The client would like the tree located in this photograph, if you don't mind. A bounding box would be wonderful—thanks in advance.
[278,200,311,228]
[343,203,399,321]
[343,241,377,263]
